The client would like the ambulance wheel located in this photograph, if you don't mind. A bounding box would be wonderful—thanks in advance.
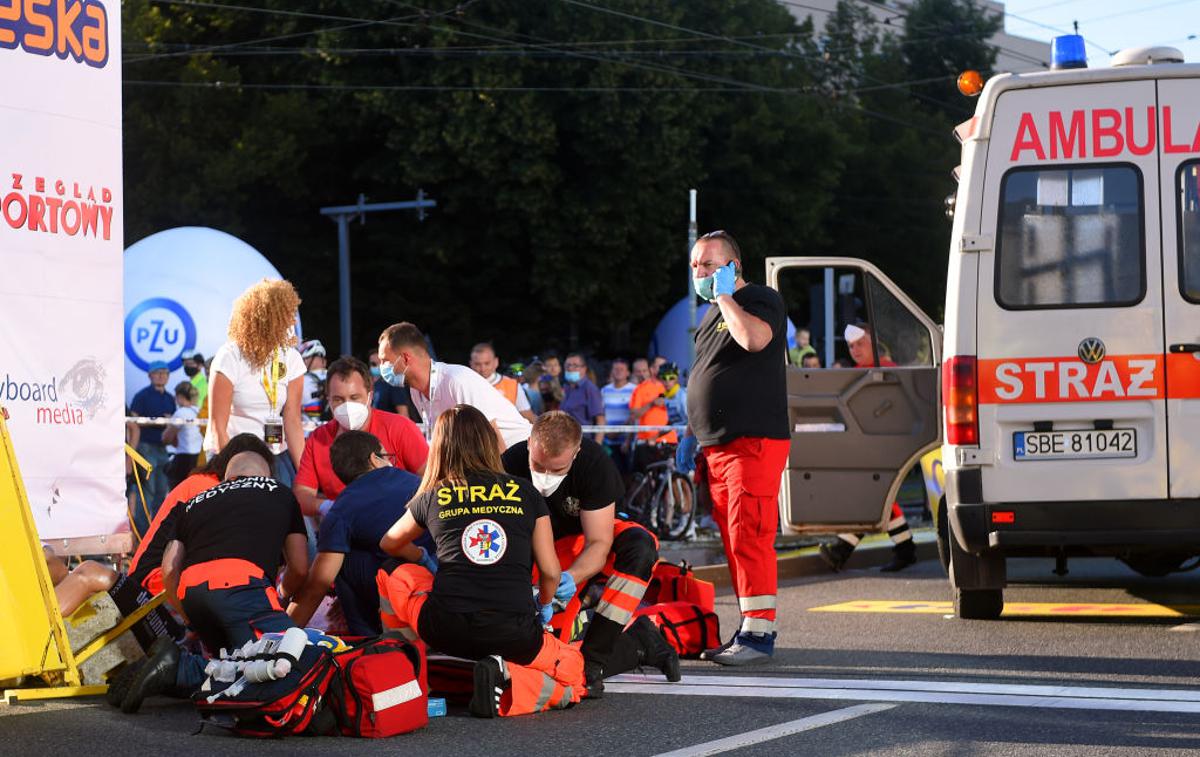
[935,496,950,575]
[953,587,1003,620]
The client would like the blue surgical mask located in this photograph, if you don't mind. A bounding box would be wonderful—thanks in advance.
[693,275,715,302]
[370,366,382,379]
[380,359,406,388]
[565,370,582,384]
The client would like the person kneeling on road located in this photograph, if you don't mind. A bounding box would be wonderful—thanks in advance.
[502,411,680,696]
[114,452,309,713]
[376,404,587,718]
[287,430,436,636]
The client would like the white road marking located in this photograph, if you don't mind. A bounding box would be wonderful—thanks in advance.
[606,674,1200,714]
[652,703,895,757]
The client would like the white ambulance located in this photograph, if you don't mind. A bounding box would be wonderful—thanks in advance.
[767,38,1200,620]
[941,39,1200,618]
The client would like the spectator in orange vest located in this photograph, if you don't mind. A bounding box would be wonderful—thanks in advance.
[470,342,536,422]
[629,365,677,447]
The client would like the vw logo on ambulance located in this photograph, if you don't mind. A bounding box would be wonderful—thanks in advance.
[124,297,197,372]
[1077,337,1106,365]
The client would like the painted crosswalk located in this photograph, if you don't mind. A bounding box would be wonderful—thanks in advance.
[808,599,1200,617]
[606,673,1200,714]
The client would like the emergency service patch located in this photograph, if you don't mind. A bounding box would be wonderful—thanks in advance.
[461,519,507,565]
[561,496,581,517]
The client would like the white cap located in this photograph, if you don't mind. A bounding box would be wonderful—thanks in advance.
[844,324,866,343]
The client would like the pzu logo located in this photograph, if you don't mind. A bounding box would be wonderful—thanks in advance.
[124,297,197,372]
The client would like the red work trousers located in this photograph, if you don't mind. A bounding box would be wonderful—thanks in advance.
[377,564,584,716]
[702,436,790,635]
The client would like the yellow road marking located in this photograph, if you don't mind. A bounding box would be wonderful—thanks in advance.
[808,600,1200,617]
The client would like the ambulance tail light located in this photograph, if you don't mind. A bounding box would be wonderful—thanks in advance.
[943,355,979,446]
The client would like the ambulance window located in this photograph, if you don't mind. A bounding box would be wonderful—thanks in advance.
[1179,161,1200,303]
[867,276,934,366]
[996,165,1144,309]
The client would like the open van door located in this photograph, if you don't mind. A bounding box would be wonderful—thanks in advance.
[766,257,942,534]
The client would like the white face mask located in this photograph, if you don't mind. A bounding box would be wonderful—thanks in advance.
[332,401,371,431]
[531,469,567,497]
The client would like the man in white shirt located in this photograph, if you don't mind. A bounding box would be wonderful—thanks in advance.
[377,323,531,450]
[469,342,537,422]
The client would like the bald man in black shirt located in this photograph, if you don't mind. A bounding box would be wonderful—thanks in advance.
[116,452,309,713]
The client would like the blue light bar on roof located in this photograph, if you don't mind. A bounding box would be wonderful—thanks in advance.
[1051,34,1087,70]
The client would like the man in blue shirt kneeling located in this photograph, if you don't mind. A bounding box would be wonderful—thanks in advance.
[287,430,435,636]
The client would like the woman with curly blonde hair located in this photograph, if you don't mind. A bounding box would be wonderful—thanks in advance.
[203,279,307,484]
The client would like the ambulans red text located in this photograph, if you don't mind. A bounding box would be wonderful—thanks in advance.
[1010,107,1200,161]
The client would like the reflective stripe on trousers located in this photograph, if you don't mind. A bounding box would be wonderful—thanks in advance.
[376,564,433,642]
[498,631,585,717]
[595,571,649,626]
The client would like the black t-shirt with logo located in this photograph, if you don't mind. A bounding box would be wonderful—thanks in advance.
[501,438,624,538]
[174,476,306,578]
[407,471,549,614]
[687,283,790,447]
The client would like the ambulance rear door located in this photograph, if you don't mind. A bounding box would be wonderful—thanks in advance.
[766,257,941,534]
[1158,76,1200,499]
[976,81,1168,504]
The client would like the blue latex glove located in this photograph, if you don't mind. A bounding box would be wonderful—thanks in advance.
[417,547,439,575]
[676,434,698,474]
[555,572,577,605]
[713,261,737,298]
[539,602,554,626]
[318,499,334,518]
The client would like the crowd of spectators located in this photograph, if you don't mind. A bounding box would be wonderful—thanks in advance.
[126,307,689,532]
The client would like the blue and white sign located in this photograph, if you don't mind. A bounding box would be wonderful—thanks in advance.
[123,227,298,405]
[124,297,197,372]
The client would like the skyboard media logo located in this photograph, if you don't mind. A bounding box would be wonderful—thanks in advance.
[4,173,116,240]
[125,297,197,372]
[2,357,107,426]
[0,0,110,68]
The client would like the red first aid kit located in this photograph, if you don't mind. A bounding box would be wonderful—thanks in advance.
[330,634,428,738]
[634,602,720,658]
[645,560,716,611]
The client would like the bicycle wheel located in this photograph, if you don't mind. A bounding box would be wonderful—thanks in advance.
[655,472,695,541]
[621,473,657,531]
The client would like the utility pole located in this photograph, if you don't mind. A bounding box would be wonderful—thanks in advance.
[686,189,698,369]
[319,190,437,357]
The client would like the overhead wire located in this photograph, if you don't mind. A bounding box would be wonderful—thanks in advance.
[124,0,965,133]
[128,0,477,63]
[554,0,969,122]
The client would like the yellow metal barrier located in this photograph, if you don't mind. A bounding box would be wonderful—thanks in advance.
[0,411,163,704]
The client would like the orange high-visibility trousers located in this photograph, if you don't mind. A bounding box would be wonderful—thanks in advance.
[377,564,586,716]
[499,633,584,716]
[703,436,790,635]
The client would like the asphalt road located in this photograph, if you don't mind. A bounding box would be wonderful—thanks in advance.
[6,555,1200,756]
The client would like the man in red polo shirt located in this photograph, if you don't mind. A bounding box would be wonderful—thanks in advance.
[294,357,428,517]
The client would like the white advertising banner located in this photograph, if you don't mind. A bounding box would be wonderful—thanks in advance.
[0,3,126,539]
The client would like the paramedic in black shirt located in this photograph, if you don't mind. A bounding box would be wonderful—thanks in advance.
[684,230,791,666]
[503,411,678,696]
[116,452,309,713]
[377,404,674,717]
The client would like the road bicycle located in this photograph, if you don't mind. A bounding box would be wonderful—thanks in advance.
[623,454,695,541]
